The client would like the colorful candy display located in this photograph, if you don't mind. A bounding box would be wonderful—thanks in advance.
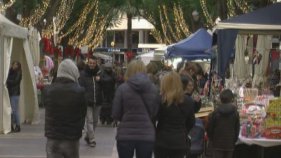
[263,98,281,139]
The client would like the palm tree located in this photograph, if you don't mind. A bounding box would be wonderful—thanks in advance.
[111,0,143,52]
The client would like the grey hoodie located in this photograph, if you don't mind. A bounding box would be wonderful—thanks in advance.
[112,73,160,142]
[57,59,79,82]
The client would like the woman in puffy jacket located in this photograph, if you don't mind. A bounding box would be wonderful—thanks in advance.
[112,60,160,158]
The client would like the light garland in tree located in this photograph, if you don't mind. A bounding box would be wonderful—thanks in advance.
[88,16,108,48]
[77,0,99,46]
[42,0,68,37]
[20,0,50,27]
[66,1,97,45]
[151,29,164,44]
[0,0,15,12]
[61,0,96,40]
[55,0,76,34]
[162,5,181,41]
[159,5,172,44]
[227,0,236,17]
[173,4,191,37]
[143,14,165,43]
[200,0,213,27]
[234,0,249,13]
[173,6,184,40]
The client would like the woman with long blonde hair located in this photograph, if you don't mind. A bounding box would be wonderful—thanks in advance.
[155,71,195,158]
[112,60,160,158]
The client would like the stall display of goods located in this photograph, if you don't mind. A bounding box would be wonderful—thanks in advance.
[263,98,281,139]
[243,88,258,103]
[240,103,266,138]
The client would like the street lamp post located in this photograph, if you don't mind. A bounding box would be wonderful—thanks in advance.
[191,10,203,32]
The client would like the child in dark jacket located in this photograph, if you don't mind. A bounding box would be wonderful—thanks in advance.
[207,89,240,158]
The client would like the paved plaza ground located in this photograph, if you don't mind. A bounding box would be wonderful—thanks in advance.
[0,108,118,158]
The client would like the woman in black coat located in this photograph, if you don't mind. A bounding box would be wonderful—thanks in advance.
[181,75,202,113]
[7,61,22,132]
[155,71,195,158]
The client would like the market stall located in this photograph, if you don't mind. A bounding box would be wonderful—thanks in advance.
[0,14,39,134]
[215,3,281,157]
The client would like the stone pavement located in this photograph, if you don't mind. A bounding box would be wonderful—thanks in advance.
[0,108,118,158]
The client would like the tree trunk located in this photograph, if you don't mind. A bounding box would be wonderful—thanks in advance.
[217,0,228,20]
[127,12,133,52]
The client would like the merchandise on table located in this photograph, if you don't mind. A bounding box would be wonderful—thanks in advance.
[240,103,266,138]
[243,88,259,103]
[263,98,281,139]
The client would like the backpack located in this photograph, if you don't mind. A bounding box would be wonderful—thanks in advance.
[189,118,205,155]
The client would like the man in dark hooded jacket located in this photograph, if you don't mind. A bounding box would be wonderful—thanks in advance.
[43,59,87,158]
[79,56,102,147]
[207,89,240,158]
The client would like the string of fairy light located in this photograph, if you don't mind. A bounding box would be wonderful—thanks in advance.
[227,0,236,17]
[66,1,97,45]
[173,4,191,37]
[76,0,99,46]
[173,6,184,41]
[162,5,180,41]
[0,0,15,12]
[199,0,213,27]
[234,0,249,13]
[158,5,172,44]
[144,14,165,44]
[56,0,76,32]
[43,0,76,38]
[20,0,50,27]
[15,0,253,47]
[88,15,108,48]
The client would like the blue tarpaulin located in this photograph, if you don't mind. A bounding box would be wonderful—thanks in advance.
[166,28,212,60]
[217,3,281,30]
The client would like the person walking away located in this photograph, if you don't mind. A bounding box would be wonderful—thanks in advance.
[43,59,87,158]
[112,60,160,158]
[155,71,195,158]
[207,89,240,158]
[100,63,115,125]
[79,56,102,147]
[7,61,22,132]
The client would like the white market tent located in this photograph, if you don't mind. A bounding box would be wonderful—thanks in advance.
[0,14,39,134]
[215,2,281,84]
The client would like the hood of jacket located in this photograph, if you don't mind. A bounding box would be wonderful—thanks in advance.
[217,103,236,116]
[127,73,151,93]
[57,59,79,82]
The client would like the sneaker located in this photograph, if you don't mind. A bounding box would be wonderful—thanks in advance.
[84,137,90,144]
[89,141,96,147]
[14,125,21,132]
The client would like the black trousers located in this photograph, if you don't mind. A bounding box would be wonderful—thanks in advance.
[46,138,79,158]
[154,146,186,158]
[117,140,154,158]
[213,150,233,158]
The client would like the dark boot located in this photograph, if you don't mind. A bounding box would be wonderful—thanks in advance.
[14,125,21,132]
[11,124,15,133]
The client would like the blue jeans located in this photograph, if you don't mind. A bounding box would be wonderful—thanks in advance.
[46,138,79,158]
[85,106,101,142]
[117,140,154,158]
[10,96,20,125]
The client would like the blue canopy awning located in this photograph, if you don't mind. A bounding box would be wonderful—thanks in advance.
[166,28,212,60]
[217,3,281,30]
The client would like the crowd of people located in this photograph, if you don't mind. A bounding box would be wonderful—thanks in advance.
[29,56,241,158]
